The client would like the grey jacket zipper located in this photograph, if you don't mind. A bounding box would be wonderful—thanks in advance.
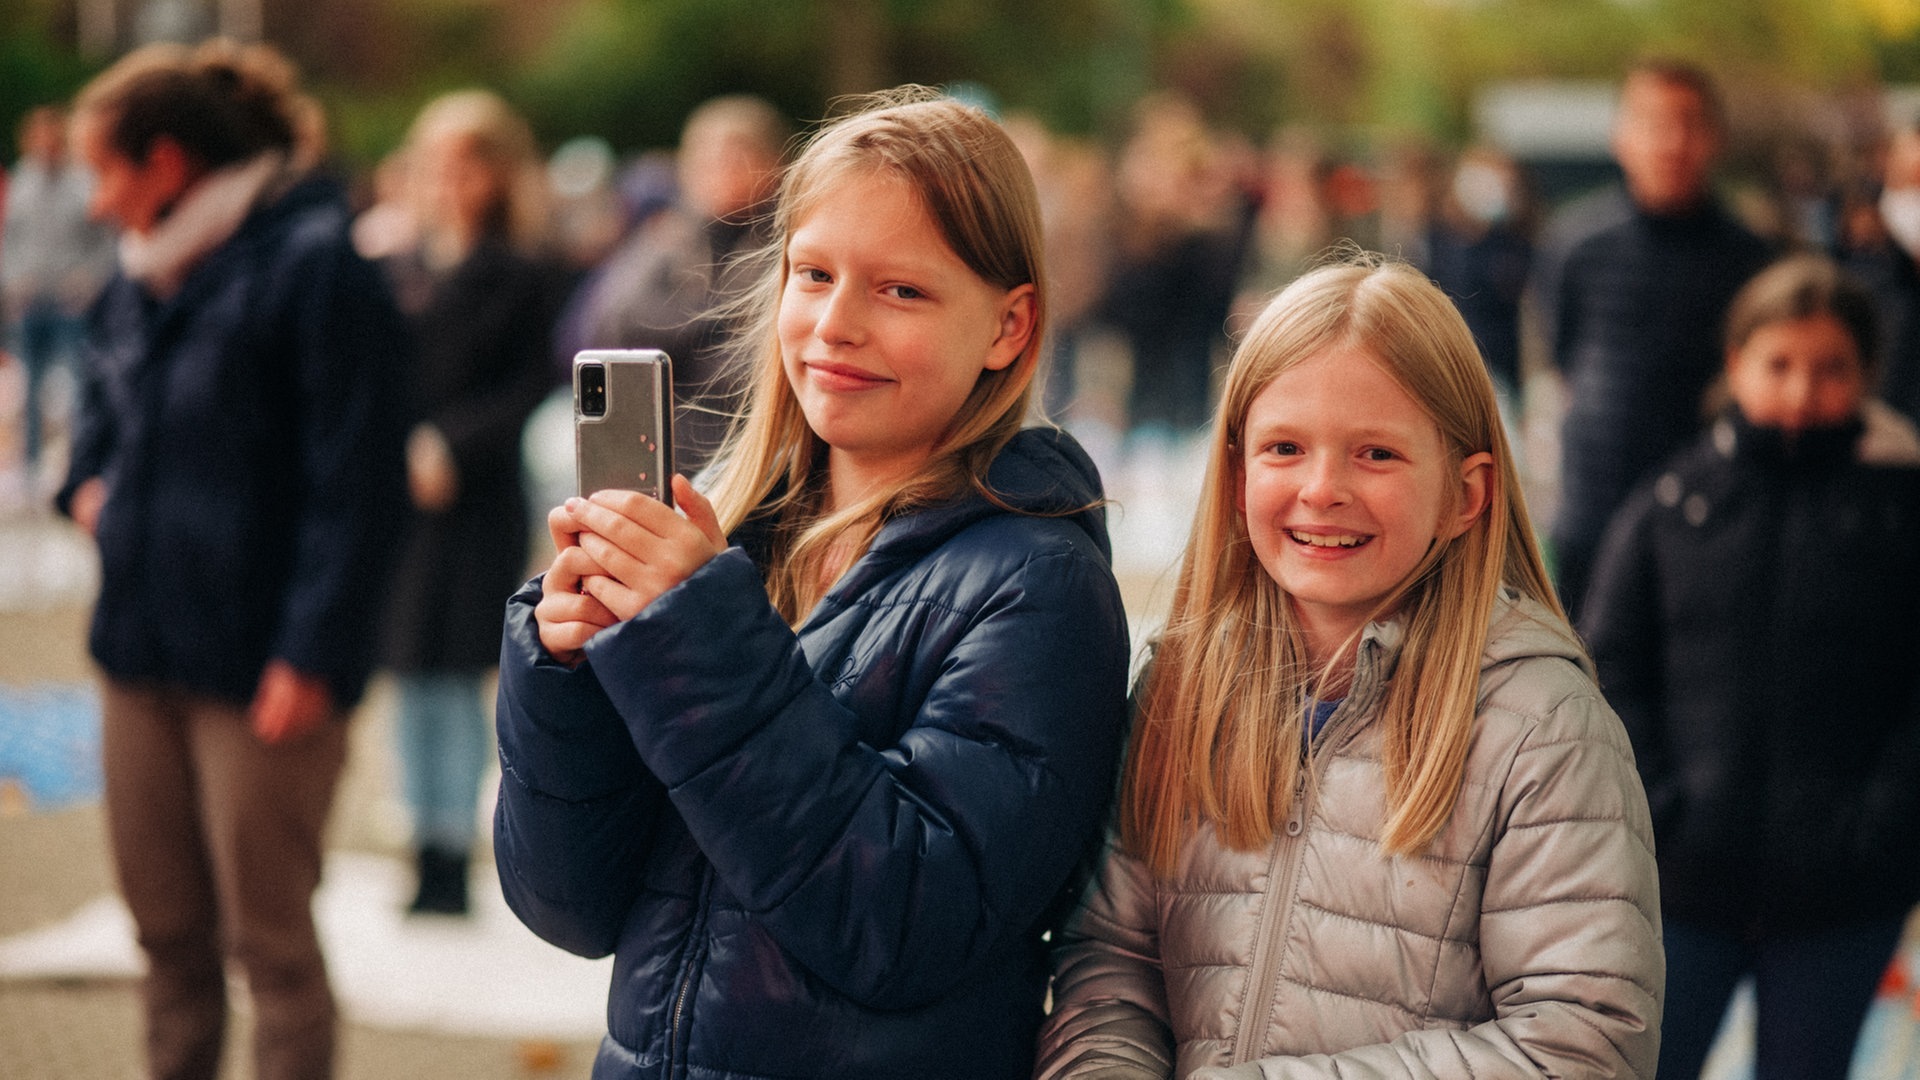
[1231,766,1310,1065]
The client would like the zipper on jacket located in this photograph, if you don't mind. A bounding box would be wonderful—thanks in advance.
[1232,766,1311,1065]
[666,868,714,1077]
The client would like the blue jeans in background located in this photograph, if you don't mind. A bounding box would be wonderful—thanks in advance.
[391,671,494,853]
[1658,917,1906,1080]
[8,298,87,468]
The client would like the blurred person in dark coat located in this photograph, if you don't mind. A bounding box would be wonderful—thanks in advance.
[57,39,409,1080]
[1098,94,1255,439]
[378,88,563,916]
[1583,254,1920,1080]
[1841,119,1920,427]
[1424,145,1536,412]
[1530,58,1772,621]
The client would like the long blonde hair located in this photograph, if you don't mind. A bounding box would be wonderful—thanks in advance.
[702,87,1049,624]
[402,89,550,255]
[1122,255,1563,875]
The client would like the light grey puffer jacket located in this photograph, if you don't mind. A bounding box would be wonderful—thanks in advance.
[1035,592,1662,1079]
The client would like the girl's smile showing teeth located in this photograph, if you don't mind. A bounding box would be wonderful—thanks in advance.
[1287,529,1371,549]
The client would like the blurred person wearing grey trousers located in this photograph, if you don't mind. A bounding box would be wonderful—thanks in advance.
[58,40,408,1080]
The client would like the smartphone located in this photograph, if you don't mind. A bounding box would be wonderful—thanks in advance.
[574,349,674,505]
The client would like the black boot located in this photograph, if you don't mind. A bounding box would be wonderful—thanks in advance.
[407,845,470,916]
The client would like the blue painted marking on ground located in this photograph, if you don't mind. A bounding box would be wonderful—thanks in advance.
[0,682,102,811]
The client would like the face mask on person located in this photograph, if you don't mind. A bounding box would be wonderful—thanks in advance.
[1452,162,1512,226]
[1879,187,1920,260]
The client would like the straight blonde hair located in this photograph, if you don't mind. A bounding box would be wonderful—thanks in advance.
[1122,254,1565,875]
[403,89,550,255]
[702,87,1048,624]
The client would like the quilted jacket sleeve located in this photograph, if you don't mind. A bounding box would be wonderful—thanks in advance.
[582,541,1130,1011]
[1198,683,1663,1080]
[1034,836,1175,1079]
[493,576,667,959]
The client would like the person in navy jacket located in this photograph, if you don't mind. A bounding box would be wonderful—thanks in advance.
[493,89,1131,1079]
[56,39,408,1080]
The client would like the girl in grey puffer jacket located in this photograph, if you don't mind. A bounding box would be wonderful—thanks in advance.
[1037,257,1662,1079]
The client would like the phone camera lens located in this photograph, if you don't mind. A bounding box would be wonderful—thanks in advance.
[579,363,607,417]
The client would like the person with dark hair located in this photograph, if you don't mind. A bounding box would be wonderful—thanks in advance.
[1531,58,1773,621]
[1583,253,1920,1080]
[58,38,408,1080]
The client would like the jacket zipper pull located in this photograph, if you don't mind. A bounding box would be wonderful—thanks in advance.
[1284,768,1307,837]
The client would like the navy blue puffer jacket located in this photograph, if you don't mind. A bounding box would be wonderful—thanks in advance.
[493,428,1131,1080]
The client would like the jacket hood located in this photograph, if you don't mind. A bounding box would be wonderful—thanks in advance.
[866,426,1112,564]
[1479,588,1593,680]
[1355,587,1591,692]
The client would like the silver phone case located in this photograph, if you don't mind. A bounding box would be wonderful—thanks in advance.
[574,349,674,505]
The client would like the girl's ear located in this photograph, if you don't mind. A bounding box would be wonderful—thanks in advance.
[983,283,1037,372]
[1445,451,1495,540]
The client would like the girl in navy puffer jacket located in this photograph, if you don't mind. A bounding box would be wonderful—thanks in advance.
[493,88,1131,1080]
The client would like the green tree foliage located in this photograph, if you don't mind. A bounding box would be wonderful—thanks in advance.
[0,0,98,162]
[6,0,1920,167]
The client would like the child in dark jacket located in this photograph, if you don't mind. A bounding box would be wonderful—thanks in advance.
[1583,252,1920,1080]
[492,88,1131,1079]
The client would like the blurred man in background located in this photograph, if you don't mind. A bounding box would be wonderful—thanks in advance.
[1531,58,1772,621]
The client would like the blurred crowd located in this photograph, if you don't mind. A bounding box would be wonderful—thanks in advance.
[12,63,1920,508]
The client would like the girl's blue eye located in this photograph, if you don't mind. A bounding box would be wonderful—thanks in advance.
[1364,447,1397,462]
[1270,441,1300,456]
[888,284,923,300]
[797,267,829,283]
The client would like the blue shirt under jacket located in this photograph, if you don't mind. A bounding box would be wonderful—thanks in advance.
[493,427,1132,1080]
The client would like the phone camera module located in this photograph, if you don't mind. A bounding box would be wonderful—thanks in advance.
[579,363,607,417]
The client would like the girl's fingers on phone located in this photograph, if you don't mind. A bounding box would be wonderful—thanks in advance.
[576,530,648,593]
[543,545,608,596]
[578,568,645,622]
[548,503,585,553]
[671,476,726,554]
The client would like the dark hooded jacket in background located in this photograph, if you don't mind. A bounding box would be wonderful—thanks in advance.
[492,427,1132,1080]
[1582,408,1920,933]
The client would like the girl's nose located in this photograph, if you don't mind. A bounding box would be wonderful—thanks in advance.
[814,283,865,347]
[1297,454,1349,508]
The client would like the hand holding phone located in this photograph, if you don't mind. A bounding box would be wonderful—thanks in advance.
[537,476,728,661]
[536,351,723,661]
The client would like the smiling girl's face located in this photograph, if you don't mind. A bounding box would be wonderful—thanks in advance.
[777,168,1034,508]
[1239,344,1490,662]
